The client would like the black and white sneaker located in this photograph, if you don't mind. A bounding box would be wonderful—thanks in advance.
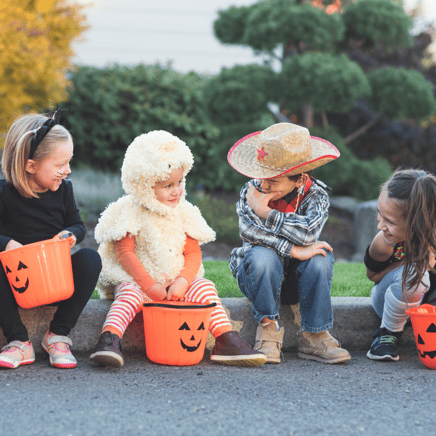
[90,331,124,368]
[367,328,402,361]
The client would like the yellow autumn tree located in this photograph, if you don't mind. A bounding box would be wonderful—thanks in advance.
[0,0,87,144]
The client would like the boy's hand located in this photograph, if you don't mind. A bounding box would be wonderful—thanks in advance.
[166,277,189,301]
[291,241,332,260]
[5,239,23,251]
[147,280,174,301]
[246,183,275,220]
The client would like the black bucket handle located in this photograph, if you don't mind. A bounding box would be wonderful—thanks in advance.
[143,302,216,310]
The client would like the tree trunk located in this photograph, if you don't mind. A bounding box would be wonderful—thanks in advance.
[302,103,314,128]
[321,110,329,129]
[345,113,383,144]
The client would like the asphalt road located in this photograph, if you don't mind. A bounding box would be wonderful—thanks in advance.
[0,350,435,436]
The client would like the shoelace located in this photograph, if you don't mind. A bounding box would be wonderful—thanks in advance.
[379,335,397,344]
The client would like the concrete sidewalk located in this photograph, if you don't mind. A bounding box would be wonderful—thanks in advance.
[0,297,417,355]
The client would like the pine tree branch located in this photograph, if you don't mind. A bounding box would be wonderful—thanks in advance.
[344,113,383,144]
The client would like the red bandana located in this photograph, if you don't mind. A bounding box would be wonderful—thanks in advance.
[268,179,312,213]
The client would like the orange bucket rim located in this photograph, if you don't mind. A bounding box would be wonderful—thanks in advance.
[406,310,436,316]
[143,302,216,310]
[0,235,73,256]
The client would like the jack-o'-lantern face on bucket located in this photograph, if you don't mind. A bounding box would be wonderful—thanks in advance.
[5,261,29,294]
[417,321,436,368]
[178,321,205,352]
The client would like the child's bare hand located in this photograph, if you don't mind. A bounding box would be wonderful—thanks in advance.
[147,280,174,301]
[166,277,189,301]
[5,239,22,251]
[57,230,77,248]
[291,241,333,261]
[246,183,275,220]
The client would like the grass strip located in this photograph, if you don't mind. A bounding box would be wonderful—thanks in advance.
[203,260,373,298]
[91,261,373,300]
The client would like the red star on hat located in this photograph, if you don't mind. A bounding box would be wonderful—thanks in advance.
[257,147,268,162]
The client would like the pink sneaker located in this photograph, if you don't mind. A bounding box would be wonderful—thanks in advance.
[41,331,77,369]
[0,341,35,369]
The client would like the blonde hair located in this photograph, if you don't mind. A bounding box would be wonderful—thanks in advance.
[2,113,72,198]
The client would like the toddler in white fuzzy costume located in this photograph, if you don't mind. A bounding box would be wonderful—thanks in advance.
[90,130,266,367]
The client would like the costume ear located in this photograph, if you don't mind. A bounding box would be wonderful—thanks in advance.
[25,159,37,175]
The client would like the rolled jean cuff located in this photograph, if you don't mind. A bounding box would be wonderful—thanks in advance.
[300,321,333,333]
[251,309,280,324]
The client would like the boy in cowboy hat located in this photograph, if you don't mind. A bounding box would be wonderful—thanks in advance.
[228,123,351,364]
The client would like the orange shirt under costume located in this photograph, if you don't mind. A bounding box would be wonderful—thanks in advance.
[115,234,202,295]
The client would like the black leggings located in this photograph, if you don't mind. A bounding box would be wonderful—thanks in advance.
[0,248,102,343]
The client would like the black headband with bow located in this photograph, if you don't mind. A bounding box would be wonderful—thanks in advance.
[28,109,62,159]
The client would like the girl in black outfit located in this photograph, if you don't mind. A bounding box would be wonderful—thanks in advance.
[0,111,101,369]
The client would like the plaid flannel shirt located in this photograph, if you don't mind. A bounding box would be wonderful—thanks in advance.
[229,179,330,278]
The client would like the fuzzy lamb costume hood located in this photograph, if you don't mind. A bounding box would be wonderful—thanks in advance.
[95,130,216,299]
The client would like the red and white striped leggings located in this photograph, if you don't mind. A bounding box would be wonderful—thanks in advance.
[102,278,232,339]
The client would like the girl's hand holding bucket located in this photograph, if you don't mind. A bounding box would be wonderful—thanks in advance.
[54,231,76,249]
[5,239,23,251]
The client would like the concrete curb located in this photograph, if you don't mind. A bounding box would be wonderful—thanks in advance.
[0,297,417,356]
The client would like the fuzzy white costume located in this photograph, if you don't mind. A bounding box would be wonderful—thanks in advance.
[95,131,216,299]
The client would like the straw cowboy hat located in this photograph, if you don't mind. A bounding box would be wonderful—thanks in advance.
[227,123,340,179]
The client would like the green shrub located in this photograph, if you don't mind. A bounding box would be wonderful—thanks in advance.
[190,194,240,244]
[244,2,344,52]
[368,67,436,120]
[311,126,392,200]
[280,53,371,115]
[202,64,277,191]
[213,4,254,45]
[63,64,220,190]
[204,64,277,124]
[343,0,412,49]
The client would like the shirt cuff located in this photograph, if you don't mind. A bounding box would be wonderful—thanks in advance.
[280,241,294,258]
[0,236,12,252]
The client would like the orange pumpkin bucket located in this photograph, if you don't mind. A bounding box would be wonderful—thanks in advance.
[0,234,74,309]
[406,304,436,369]
[142,301,216,366]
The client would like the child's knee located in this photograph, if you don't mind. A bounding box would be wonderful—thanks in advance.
[244,247,282,277]
[304,251,334,275]
[114,284,143,306]
[72,248,102,273]
[406,271,430,303]
[188,279,219,301]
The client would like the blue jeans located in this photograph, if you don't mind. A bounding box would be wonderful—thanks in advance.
[236,246,334,332]
[371,265,429,319]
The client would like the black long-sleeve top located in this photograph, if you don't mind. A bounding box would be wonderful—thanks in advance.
[0,179,85,252]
